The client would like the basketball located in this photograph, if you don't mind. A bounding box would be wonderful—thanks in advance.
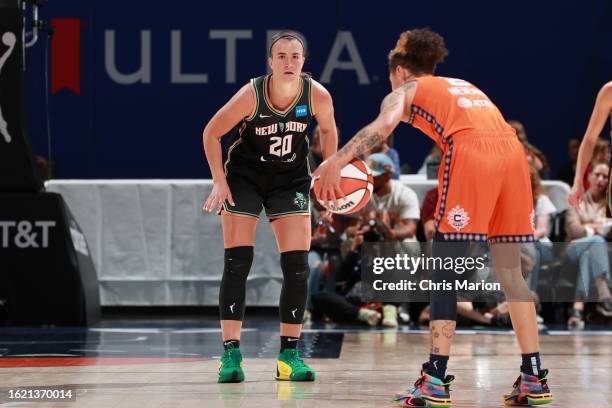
[312,158,374,214]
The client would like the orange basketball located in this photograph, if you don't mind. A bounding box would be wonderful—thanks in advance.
[312,158,374,214]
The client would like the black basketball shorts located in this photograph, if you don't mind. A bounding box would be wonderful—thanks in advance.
[223,163,311,219]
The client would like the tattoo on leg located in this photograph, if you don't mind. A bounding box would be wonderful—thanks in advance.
[442,322,455,339]
[430,323,441,353]
[430,324,434,351]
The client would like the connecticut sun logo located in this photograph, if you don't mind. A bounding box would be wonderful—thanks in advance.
[447,205,470,231]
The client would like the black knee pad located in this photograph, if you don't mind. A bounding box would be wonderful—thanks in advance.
[279,250,310,324]
[219,246,253,321]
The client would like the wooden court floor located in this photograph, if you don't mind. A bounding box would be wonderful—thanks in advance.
[0,331,610,407]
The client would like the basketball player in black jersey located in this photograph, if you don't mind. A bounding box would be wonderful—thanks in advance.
[202,31,339,383]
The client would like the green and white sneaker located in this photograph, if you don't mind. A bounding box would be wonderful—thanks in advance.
[382,304,399,328]
[358,307,382,326]
[218,345,245,383]
[275,349,316,381]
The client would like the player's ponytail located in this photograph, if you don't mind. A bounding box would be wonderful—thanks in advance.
[388,28,448,75]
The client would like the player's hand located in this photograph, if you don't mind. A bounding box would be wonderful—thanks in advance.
[312,157,346,209]
[568,183,584,208]
[203,178,235,214]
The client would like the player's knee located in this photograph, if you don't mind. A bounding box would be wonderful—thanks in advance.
[219,246,254,321]
[280,250,310,285]
[224,246,254,279]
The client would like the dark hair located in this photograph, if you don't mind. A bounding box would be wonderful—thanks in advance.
[269,31,307,58]
[388,28,448,75]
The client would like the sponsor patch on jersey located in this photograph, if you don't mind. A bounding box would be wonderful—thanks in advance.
[295,105,307,117]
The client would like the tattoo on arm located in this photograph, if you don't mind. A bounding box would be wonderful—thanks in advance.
[336,127,384,160]
[380,89,403,114]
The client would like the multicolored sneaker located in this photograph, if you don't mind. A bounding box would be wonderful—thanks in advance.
[275,349,316,381]
[394,362,453,407]
[218,346,244,383]
[503,369,552,406]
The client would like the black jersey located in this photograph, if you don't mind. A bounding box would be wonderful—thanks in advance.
[225,74,314,173]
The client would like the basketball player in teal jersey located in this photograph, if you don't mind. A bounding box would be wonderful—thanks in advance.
[202,31,339,383]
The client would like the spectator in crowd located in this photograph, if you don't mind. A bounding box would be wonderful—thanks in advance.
[365,152,420,327]
[556,138,580,186]
[364,153,420,242]
[310,213,390,327]
[419,187,438,242]
[363,132,402,180]
[525,165,557,293]
[508,119,551,179]
[582,138,610,191]
[305,205,348,323]
[565,162,612,329]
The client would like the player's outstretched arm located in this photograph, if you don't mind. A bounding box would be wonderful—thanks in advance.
[569,81,612,207]
[202,83,255,213]
[311,80,339,160]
